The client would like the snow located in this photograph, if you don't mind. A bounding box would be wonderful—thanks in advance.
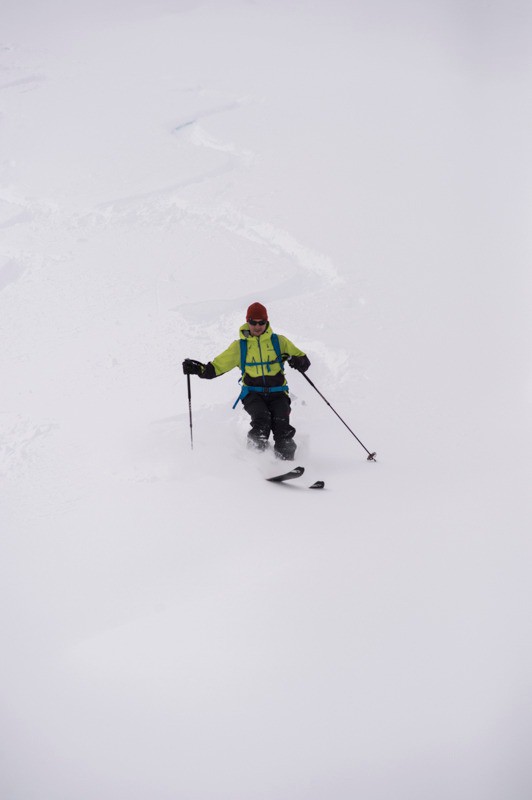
[1,1,532,798]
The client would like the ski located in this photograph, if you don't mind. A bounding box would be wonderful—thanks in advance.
[267,465,305,483]
[267,466,325,489]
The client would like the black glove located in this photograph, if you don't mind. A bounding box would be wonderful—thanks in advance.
[288,355,310,373]
[182,358,205,376]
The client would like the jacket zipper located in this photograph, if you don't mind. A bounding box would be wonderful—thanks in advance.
[258,336,266,385]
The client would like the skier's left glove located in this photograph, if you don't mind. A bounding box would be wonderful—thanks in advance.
[288,355,310,373]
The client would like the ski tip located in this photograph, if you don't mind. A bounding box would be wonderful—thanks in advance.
[266,465,305,483]
[309,480,325,490]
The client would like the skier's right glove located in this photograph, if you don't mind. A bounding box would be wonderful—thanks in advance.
[288,355,310,373]
[182,358,205,376]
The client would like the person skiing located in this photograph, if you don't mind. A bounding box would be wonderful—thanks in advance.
[182,302,310,460]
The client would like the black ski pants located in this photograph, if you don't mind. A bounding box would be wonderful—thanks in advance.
[242,391,295,443]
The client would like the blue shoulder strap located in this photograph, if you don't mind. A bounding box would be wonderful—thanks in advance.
[271,333,284,370]
[239,339,247,375]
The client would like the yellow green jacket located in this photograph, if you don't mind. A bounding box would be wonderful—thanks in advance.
[202,323,307,388]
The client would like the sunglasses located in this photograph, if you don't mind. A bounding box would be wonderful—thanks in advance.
[248,319,267,326]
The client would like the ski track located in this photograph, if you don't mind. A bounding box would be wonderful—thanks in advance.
[0,81,346,453]
[0,74,46,91]
[172,99,247,134]
[0,23,347,521]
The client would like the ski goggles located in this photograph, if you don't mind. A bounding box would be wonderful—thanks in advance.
[248,319,268,326]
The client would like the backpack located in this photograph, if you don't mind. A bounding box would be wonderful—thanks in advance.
[232,333,289,408]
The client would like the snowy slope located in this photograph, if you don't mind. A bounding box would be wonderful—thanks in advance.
[1,2,532,798]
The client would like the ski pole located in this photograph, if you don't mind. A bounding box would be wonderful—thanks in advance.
[299,372,376,461]
[187,374,194,450]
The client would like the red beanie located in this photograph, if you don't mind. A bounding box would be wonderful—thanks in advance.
[246,302,268,321]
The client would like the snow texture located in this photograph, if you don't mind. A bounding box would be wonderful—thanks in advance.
[1,1,532,798]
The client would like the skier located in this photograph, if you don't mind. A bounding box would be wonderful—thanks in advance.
[182,302,310,460]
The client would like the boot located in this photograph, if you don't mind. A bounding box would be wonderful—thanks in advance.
[273,438,296,461]
[247,430,269,452]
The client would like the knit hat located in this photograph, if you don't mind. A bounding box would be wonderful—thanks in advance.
[246,302,268,321]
